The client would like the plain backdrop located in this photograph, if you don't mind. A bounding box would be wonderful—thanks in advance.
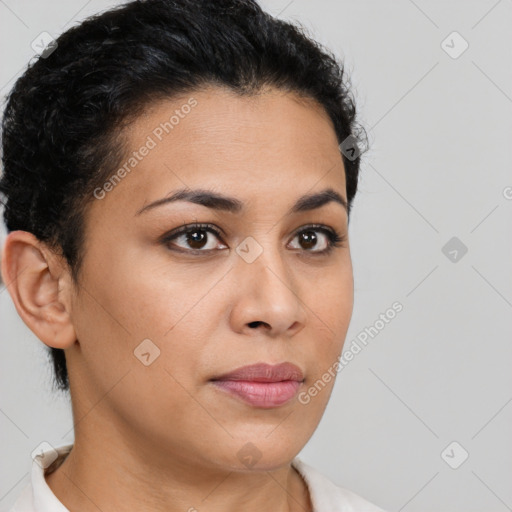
[1,1,511,511]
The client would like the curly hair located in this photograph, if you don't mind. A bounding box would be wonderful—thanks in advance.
[0,0,368,393]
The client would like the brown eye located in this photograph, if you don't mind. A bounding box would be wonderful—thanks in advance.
[298,230,320,250]
[161,224,226,253]
[288,225,346,255]
[182,229,209,250]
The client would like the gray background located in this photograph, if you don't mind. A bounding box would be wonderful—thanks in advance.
[1,1,511,511]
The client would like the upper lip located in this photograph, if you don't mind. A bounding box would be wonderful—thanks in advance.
[211,362,304,383]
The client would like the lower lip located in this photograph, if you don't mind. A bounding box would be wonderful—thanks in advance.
[211,380,302,408]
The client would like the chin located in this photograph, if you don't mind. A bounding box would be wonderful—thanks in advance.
[204,436,303,473]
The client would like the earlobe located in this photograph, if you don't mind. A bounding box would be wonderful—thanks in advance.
[1,230,77,349]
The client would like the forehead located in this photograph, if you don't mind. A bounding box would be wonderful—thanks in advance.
[90,85,346,219]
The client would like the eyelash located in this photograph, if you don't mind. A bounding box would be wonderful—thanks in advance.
[160,222,346,256]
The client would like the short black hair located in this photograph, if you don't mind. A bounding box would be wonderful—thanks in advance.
[0,0,368,393]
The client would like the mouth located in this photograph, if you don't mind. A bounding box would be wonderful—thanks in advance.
[209,362,305,408]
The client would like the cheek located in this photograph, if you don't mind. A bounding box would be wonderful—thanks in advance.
[308,264,354,328]
[304,267,353,376]
[74,248,220,390]
[80,237,192,339]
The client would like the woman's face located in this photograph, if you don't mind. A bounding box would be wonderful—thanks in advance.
[67,85,354,471]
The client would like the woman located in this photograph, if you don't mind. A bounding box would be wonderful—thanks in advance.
[0,0,385,510]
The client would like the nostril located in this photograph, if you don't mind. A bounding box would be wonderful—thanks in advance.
[248,321,268,329]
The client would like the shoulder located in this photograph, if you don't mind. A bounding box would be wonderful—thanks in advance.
[291,456,387,512]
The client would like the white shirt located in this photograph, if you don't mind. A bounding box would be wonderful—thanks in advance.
[9,444,386,512]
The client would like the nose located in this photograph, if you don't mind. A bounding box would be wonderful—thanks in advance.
[229,241,308,338]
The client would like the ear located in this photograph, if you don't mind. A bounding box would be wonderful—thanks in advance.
[1,230,77,349]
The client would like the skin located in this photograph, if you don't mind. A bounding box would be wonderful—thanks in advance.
[1,85,354,512]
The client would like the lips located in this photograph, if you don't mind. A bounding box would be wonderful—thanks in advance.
[211,362,304,383]
[210,362,304,408]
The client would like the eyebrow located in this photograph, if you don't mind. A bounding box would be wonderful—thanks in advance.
[135,187,348,216]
